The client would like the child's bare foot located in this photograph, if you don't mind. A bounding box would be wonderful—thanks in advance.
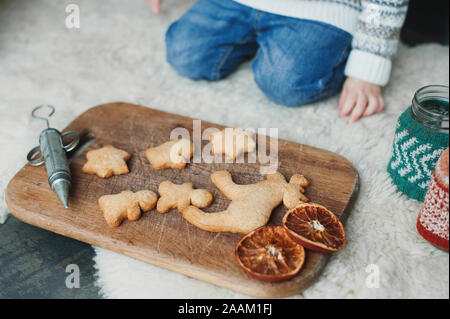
[338,77,385,123]
[146,0,162,13]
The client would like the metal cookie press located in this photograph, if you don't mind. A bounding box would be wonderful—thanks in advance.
[26,105,80,208]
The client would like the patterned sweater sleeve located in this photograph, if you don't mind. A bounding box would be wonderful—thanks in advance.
[344,0,409,86]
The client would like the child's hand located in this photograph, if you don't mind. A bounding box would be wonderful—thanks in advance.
[146,0,162,13]
[338,77,385,123]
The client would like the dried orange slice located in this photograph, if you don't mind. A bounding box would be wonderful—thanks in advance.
[283,203,345,253]
[235,226,306,282]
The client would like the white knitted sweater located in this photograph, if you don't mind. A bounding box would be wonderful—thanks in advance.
[233,0,409,86]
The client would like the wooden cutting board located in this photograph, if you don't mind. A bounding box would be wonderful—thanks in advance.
[6,103,359,298]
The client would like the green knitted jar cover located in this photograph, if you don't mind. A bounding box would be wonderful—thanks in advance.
[388,107,449,201]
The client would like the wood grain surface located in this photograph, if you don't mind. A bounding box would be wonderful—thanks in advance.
[6,103,359,298]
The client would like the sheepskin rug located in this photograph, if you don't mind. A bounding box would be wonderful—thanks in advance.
[0,0,448,298]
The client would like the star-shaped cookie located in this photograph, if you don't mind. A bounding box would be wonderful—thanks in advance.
[82,145,131,178]
[210,128,256,160]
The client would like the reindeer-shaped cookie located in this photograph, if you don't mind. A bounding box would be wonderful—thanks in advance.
[181,170,309,234]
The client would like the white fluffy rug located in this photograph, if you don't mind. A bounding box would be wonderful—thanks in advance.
[0,0,448,299]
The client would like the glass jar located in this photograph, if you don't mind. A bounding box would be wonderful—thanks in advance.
[388,85,449,202]
[410,85,449,132]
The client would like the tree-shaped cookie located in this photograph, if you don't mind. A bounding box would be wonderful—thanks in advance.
[82,145,131,178]
[157,181,213,213]
[181,171,309,234]
[210,128,256,160]
[145,139,194,170]
[98,190,158,227]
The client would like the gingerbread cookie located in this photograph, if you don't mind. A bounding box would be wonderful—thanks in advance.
[145,139,193,170]
[181,171,309,234]
[210,128,256,160]
[157,181,213,213]
[98,190,157,227]
[82,145,131,178]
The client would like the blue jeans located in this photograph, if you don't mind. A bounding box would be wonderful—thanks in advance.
[166,0,352,106]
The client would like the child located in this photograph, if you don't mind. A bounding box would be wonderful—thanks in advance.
[147,0,408,123]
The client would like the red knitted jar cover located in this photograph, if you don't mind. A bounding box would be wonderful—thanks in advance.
[417,148,449,251]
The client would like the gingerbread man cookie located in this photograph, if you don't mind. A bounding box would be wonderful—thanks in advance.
[182,171,309,234]
[210,128,256,160]
[82,145,131,178]
[98,190,158,227]
[157,181,213,213]
[145,139,194,170]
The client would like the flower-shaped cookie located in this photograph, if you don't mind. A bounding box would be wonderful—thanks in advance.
[99,190,158,227]
[145,139,194,170]
[157,181,213,213]
[210,128,256,160]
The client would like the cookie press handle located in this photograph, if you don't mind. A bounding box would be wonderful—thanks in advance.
[26,130,80,167]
